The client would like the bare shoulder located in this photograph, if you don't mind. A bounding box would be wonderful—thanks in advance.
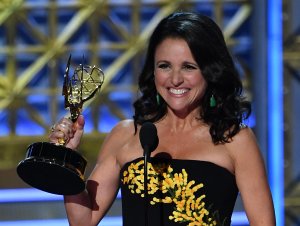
[110,119,135,132]
[225,126,260,161]
[103,119,135,145]
[225,126,265,171]
[227,126,258,152]
[92,119,136,171]
[96,119,143,170]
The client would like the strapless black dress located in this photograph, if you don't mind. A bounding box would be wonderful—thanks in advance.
[120,157,238,226]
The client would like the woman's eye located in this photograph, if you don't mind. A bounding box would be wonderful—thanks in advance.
[183,64,197,70]
[158,63,170,69]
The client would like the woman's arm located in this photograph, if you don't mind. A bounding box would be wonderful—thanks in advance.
[227,127,276,226]
[50,116,133,226]
[64,146,120,226]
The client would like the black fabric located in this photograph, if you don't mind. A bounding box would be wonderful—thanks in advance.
[120,157,238,226]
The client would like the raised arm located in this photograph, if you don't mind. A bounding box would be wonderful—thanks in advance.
[227,127,276,226]
[49,116,131,226]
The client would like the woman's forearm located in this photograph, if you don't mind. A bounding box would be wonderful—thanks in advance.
[64,190,96,226]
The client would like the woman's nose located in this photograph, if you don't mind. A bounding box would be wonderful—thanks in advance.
[171,70,184,86]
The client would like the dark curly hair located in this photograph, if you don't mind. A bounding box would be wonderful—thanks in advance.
[133,12,251,144]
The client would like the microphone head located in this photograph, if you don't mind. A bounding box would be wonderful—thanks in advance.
[139,122,159,157]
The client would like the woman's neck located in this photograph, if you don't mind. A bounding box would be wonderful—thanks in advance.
[159,107,206,132]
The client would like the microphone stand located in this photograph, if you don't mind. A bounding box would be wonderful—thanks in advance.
[144,149,150,226]
[139,122,158,226]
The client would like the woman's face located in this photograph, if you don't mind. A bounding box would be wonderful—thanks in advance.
[154,38,207,115]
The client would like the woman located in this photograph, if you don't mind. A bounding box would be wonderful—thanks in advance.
[50,12,275,226]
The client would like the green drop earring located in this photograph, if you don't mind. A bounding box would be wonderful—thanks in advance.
[210,94,216,107]
[156,93,160,105]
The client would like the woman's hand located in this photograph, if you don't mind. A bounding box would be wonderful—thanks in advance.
[49,115,85,150]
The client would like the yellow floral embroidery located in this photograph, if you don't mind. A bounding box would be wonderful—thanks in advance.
[122,160,217,226]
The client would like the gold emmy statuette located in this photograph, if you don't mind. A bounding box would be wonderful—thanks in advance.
[17,55,104,195]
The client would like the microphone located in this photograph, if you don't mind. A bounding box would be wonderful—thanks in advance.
[139,122,159,158]
[139,122,159,226]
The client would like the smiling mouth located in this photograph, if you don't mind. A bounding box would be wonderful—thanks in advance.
[169,88,189,95]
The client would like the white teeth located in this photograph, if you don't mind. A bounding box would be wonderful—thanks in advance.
[169,88,188,95]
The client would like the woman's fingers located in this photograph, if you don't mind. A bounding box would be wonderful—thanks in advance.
[49,118,73,145]
[49,116,85,149]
